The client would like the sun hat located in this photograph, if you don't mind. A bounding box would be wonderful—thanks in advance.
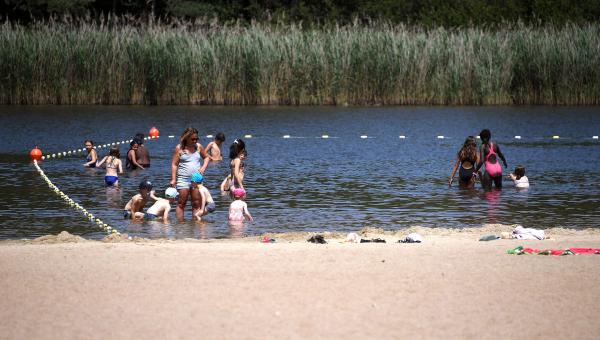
[191,172,203,183]
[232,188,246,198]
[139,180,153,190]
[165,187,179,199]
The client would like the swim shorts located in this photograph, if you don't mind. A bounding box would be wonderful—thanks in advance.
[105,176,118,186]
[144,213,158,221]
[205,202,216,213]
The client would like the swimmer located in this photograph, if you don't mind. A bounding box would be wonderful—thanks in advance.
[475,129,507,190]
[221,149,246,193]
[205,132,225,162]
[83,140,97,167]
[229,188,252,224]
[229,141,247,192]
[190,172,216,221]
[508,165,529,188]
[449,136,480,188]
[123,180,156,219]
[126,140,144,170]
[96,146,123,187]
[134,133,151,168]
[134,187,179,222]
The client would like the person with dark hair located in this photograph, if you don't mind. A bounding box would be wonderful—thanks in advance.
[229,139,247,192]
[134,133,151,168]
[476,129,507,190]
[126,140,145,170]
[170,127,210,220]
[509,165,529,188]
[96,146,123,187]
[449,136,480,188]
[123,180,155,219]
[83,140,97,167]
[205,132,226,161]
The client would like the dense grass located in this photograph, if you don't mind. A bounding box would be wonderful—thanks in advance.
[1,21,599,105]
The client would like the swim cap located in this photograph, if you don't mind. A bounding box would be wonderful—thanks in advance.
[165,187,179,199]
[139,180,153,190]
[232,188,246,198]
[191,172,203,183]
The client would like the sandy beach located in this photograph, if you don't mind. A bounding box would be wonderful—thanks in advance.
[1,225,599,339]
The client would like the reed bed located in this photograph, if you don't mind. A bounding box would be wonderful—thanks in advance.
[1,21,599,105]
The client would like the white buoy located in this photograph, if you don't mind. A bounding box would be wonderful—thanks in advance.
[593,136,598,140]
[41,156,45,160]
[399,135,406,139]
[437,136,445,139]
[552,135,560,139]
[515,136,521,139]
[322,135,329,139]
[168,135,175,138]
[360,135,368,139]
[62,152,66,156]
[476,136,481,139]
[244,134,252,138]
[206,135,213,138]
[283,135,290,139]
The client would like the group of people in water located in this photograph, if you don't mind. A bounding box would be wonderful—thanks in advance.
[84,128,252,225]
[84,127,529,226]
[449,129,529,190]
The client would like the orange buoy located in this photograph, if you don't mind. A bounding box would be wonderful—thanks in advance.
[30,146,43,161]
[149,127,160,138]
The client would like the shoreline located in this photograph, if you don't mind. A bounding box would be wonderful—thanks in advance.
[1,225,599,338]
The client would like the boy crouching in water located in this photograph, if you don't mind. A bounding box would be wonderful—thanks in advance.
[123,180,156,219]
[190,172,215,221]
[134,187,179,222]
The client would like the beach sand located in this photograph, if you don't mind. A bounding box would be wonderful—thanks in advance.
[1,225,599,339]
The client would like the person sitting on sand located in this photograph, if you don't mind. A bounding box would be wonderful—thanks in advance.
[123,180,155,219]
[229,188,252,224]
[205,132,225,162]
[191,172,215,221]
[508,165,529,189]
[134,188,179,222]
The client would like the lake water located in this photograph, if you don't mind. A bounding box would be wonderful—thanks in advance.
[0,106,599,239]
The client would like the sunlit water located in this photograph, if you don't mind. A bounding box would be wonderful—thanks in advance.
[0,106,599,239]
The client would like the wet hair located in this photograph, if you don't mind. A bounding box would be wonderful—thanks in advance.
[229,139,246,159]
[514,165,526,180]
[240,149,247,157]
[458,136,478,162]
[139,180,153,190]
[134,133,145,145]
[180,127,199,149]
[129,140,139,149]
[109,146,120,158]
[479,129,491,144]
[215,132,225,142]
[84,140,94,146]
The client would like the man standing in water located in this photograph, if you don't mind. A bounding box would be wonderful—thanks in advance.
[134,133,151,168]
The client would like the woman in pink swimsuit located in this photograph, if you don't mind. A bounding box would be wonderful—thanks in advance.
[475,129,507,190]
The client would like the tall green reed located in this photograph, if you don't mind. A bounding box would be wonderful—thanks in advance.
[1,21,599,105]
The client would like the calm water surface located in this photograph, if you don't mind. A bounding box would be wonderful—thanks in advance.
[0,106,599,239]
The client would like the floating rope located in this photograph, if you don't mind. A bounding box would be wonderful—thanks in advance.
[33,159,119,235]
[41,136,160,161]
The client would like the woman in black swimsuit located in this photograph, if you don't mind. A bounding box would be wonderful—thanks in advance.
[449,136,479,188]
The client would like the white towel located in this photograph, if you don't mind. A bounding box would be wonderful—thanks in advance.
[512,225,545,240]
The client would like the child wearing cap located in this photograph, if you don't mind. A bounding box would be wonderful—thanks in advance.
[134,187,179,222]
[205,132,225,162]
[191,172,216,221]
[123,180,156,219]
[229,188,252,224]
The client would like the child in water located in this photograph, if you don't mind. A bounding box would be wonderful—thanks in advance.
[190,172,216,221]
[205,132,225,162]
[221,147,246,193]
[123,180,156,219]
[83,140,97,167]
[475,129,507,190]
[96,146,123,187]
[229,188,253,224]
[134,187,179,222]
[509,165,529,188]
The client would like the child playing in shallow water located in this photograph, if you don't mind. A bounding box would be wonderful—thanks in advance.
[190,172,215,221]
[205,132,225,162]
[509,165,529,188]
[123,180,156,219]
[229,188,252,224]
[221,148,246,193]
[96,146,123,187]
[134,187,179,222]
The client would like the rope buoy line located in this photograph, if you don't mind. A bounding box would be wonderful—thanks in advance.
[41,136,160,161]
[159,135,599,140]
[33,159,119,235]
